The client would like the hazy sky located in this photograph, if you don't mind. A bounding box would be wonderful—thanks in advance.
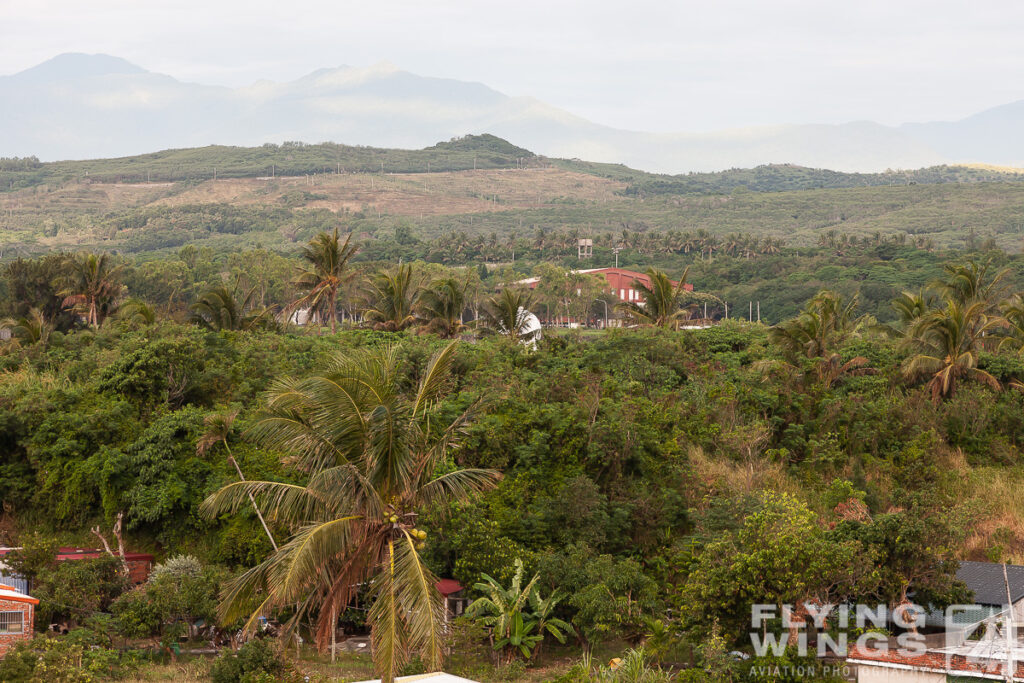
[4,0,1024,132]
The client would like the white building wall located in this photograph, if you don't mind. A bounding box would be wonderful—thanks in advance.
[856,664,946,683]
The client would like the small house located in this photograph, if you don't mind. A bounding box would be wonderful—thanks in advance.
[0,584,37,657]
[849,561,1024,682]
[0,546,155,588]
[435,579,469,619]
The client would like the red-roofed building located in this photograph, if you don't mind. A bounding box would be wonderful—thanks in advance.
[435,579,468,619]
[53,548,155,585]
[513,267,693,302]
[510,267,695,327]
[0,547,155,587]
[0,584,37,657]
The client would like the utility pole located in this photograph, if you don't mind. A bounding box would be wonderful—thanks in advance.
[749,301,752,322]
[757,301,761,323]
[1003,563,1015,682]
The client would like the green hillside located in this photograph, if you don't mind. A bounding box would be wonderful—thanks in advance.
[557,158,1024,194]
[0,134,538,190]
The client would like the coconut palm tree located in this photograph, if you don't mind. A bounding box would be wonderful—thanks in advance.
[415,278,468,338]
[764,291,872,389]
[58,252,123,328]
[201,342,500,682]
[1,308,51,348]
[292,229,358,333]
[931,260,1008,311]
[616,267,694,329]
[363,263,417,331]
[769,290,862,360]
[480,289,540,344]
[998,294,1024,356]
[902,299,1002,401]
[189,285,274,331]
[874,290,933,341]
[197,410,277,551]
[117,298,157,325]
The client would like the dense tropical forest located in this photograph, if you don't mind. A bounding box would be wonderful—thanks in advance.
[5,138,1024,682]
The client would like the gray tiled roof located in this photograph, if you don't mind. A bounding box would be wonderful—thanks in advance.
[957,561,1024,606]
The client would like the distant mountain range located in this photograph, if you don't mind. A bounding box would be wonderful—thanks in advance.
[3,53,1024,173]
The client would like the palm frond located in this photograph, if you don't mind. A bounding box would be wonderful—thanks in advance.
[417,469,503,509]
[395,531,445,671]
[369,540,408,683]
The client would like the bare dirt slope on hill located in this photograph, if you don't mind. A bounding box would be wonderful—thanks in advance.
[151,167,626,215]
[0,167,625,218]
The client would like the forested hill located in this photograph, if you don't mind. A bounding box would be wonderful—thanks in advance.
[558,159,1024,195]
[0,135,538,190]
[5,135,1024,195]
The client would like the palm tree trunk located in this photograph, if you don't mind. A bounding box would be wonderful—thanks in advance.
[224,441,278,551]
[329,286,338,334]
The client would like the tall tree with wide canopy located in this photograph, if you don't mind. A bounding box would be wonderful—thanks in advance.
[201,342,500,682]
[616,267,694,329]
[58,252,123,328]
[292,229,357,333]
[363,263,417,332]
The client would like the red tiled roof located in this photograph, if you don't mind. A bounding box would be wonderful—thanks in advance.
[0,547,154,563]
[435,579,464,596]
[849,645,1024,679]
[54,548,154,562]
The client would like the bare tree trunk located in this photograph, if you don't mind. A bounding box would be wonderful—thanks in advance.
[91,512,130,576]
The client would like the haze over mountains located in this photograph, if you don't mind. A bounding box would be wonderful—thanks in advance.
[3,53,1024,173]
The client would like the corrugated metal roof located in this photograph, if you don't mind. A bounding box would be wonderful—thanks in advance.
[956,561,1024,606]
[352,673,480,683]
[0,583,38,605]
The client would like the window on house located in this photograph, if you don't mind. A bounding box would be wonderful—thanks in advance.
[0,611,23,633]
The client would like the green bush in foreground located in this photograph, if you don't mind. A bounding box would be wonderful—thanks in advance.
[208,638,300,683]
[0,633,141,682]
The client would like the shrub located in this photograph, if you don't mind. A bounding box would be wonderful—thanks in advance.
[208,638,298,683]
[0,633,140,682]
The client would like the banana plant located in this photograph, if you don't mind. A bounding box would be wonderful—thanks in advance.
[493,612,543,659]
[466,558,574,664]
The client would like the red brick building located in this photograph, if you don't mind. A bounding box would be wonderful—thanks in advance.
[0,584,37,657]
[514,267,693,303]
[52,548,155,585]
[0,547,155,587]
[511,267,695,326]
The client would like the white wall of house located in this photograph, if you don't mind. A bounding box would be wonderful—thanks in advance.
[856,664,945,683]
